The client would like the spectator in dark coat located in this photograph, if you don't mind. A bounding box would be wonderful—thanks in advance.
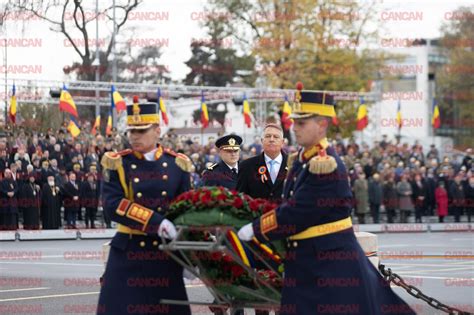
[80,173,99,229]
[412,174,427,223]
[62,172,81,228]
[0,149,10,178]
[424,169,437,216]
[383,174,398,223]
[0,169,18,230]
[368,173,383,223]
[449,173,465,222]
[19,171,41,229]
[41,174,62,229]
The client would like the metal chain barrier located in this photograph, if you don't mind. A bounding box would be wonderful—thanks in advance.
[379,264,472,315]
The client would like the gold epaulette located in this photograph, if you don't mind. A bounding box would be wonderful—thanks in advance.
[287,152,298,171]
[164,148,192,173]
[309,150,337,175]
[100,149,132,170]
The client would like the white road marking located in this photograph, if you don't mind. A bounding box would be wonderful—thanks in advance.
[396,266,473,274]
[0,291,99,302]
[397,275,474,281]
[0,261,102,267]
[386,262,474,268]
[0,284,205,302]
[0,287,50,293]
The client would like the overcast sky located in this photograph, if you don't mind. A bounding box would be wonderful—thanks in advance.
[1,0,473,85]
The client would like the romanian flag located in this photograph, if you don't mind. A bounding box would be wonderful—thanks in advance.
[158,88,168,125]
[396,100,402,129]
[111,85,126,113]
[243,95,251,128]
[281,95,293,130]
[9,84,17,124]
[356,96,368,131]
[200,91,209,128]
[432,98,441,129]
[91,115,101,136]
[106,112,113,136]
[67,117,81,138]
[59,84,78,117]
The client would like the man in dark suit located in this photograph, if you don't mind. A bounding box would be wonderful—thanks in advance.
[237,123,288,203]
[201,135,242,190]
[237,123,287,315]
[62,172,81,229]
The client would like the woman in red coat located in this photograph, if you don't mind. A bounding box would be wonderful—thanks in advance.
[435,181,449,222]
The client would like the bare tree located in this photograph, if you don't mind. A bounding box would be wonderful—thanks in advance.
[7,0,142,80]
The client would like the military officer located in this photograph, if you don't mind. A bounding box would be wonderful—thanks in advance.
[238,86,415,315]
[201,134,242,190]
[97,100,192,315]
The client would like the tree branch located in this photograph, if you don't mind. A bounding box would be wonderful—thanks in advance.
[105,0,141,59]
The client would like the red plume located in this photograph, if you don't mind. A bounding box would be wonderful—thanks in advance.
[296,82,304,91]
[133,95,139,103]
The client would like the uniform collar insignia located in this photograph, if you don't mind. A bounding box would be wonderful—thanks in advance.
[154,145,163,160]
[133,151,144,160]
[302,138,330,161]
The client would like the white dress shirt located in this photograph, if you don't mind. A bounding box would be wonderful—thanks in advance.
[264,153,282,182]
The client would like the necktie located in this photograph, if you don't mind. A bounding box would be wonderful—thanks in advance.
[269,160,277,183]
[231,168,237,175]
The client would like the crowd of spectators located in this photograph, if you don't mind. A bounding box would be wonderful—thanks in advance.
[0,125,472,231]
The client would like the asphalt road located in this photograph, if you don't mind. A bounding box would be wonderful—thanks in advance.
[0,232,472,315]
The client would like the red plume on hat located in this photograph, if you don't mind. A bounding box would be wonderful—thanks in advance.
[296,82,304,91]
[295,82,303,103]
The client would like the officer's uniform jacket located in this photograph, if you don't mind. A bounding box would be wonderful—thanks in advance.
[101,145,191,233]
[98,145,192,315]
[201,160,238,190]
[251,138,415,315]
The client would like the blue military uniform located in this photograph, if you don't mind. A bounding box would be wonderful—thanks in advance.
[250,90,415,315]
[97,101,192,315]
[201,135,242,190]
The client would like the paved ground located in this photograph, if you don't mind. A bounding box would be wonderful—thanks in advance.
[0,232,472,315]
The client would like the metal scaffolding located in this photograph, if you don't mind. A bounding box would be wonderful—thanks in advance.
[0,77,378,107]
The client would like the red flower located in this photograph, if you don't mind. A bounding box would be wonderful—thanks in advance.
[231,265,245,277]
[210,252,222,261]
[192,192,200,203]
[200,190,212,204]
[249,199,261,212]
[216,193,227,201]
[232,197,243,208]
[263,203,275,214]
[223,254,233,263]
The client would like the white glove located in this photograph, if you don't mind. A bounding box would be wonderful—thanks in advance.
[158,219,177,240]
[183,268,198,280]
[237,223,254,241]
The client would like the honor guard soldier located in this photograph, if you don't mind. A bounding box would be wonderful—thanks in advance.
[97,98,192,315]
[201,135,242,190]
[238,84,415,315]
